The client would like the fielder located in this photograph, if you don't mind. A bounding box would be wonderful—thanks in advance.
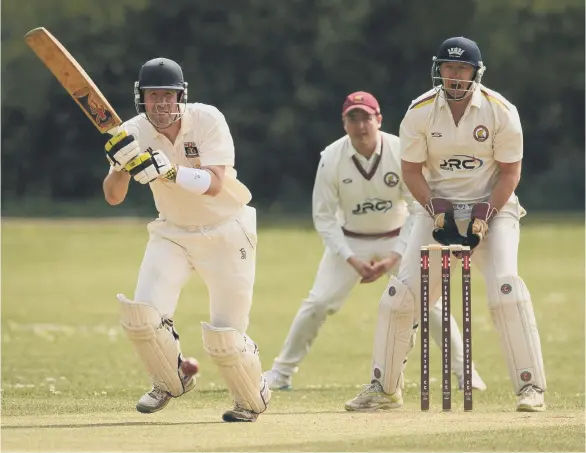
[102,57,270,422]
[345,37,546,412]
[263,92,486,393]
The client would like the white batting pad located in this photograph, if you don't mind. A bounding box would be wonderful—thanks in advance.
[118,294,192,397]
[201,322,270,413]
[372,277,417,394]
[487,276,546,392]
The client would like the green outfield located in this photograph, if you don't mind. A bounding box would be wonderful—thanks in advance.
[2,218,584,452]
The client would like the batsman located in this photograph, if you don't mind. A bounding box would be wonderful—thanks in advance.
[346,37,546,412]
[102,58,270,422]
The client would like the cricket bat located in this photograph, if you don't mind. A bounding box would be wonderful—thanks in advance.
[24,27,122,135]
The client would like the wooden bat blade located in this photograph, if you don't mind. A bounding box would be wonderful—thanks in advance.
[24,27,122,134]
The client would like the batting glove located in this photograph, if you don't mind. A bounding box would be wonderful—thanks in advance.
[124,148,176,184]
[104,130,140,171]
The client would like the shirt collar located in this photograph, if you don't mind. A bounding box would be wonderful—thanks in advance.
[470,85,483,108]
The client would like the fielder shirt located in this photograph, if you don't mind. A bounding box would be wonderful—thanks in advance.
[312,132,416,261]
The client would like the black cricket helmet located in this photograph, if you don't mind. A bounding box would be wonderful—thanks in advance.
[134,58,188,124]
[431,37,486,99]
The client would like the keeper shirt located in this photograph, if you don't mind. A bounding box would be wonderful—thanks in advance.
[400,84,524,214]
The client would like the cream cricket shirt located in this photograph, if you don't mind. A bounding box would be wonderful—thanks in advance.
[400,84,523,208]
[313,132,413,260]
[123,103,251,226]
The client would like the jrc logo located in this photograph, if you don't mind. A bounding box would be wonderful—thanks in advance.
[440,155,484,171]
[352,199,393,215]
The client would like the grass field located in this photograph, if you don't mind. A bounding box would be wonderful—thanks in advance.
[2,217,584,452]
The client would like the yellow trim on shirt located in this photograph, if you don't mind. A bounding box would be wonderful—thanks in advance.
[481,90,510,111]
[409,94,436,110]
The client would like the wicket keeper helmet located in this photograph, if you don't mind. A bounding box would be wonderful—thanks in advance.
[134,58,188,114]
[431,37,486,96]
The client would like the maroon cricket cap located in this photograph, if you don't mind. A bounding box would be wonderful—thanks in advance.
[342,91,381,116]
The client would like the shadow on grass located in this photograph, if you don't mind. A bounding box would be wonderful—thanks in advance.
[1,420,224,429]
[0,409,346,430]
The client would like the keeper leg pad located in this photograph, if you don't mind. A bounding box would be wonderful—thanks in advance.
[201,322,270,413]
[487,276,546,392]
[118,294,194,397]
[371,276,417,394]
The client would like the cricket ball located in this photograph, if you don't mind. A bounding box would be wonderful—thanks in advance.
[181,357,200,376]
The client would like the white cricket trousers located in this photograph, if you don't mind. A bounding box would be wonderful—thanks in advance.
[385,208,546,393]
[272,234,467,376]
[133,205,257,334]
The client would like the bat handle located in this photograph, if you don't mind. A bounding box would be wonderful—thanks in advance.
[106,126,122,137]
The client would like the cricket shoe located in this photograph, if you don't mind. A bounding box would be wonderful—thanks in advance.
[344,380,403,412]
[456,368,487,392]
[263,369,292,390]
[136,374,196,414]
[222,377,272,422]
[516,385,546,412]
[222,402,263,422]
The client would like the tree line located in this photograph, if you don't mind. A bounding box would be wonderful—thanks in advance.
[2,0,584,215]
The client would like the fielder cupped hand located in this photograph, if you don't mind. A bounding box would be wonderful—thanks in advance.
[360,252,401,284]
[124,148,176,184]
[425,197,466,246]
[104,130,141,171]
[464,202,497,250]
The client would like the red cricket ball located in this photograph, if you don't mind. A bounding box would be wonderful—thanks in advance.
[181,357,200,376]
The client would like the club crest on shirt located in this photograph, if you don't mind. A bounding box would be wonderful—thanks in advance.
[383,172,400,187]
[184,142,200,158]
[473,125,489,142]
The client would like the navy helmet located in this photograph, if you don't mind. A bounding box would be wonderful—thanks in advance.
[134,58,188,115]
[431,37,486,97]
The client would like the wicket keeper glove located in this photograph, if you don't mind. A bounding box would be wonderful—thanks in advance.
[464,202,497,250]
[104,130,140,171]
[425,197,466,246]
[124,148,177,184]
